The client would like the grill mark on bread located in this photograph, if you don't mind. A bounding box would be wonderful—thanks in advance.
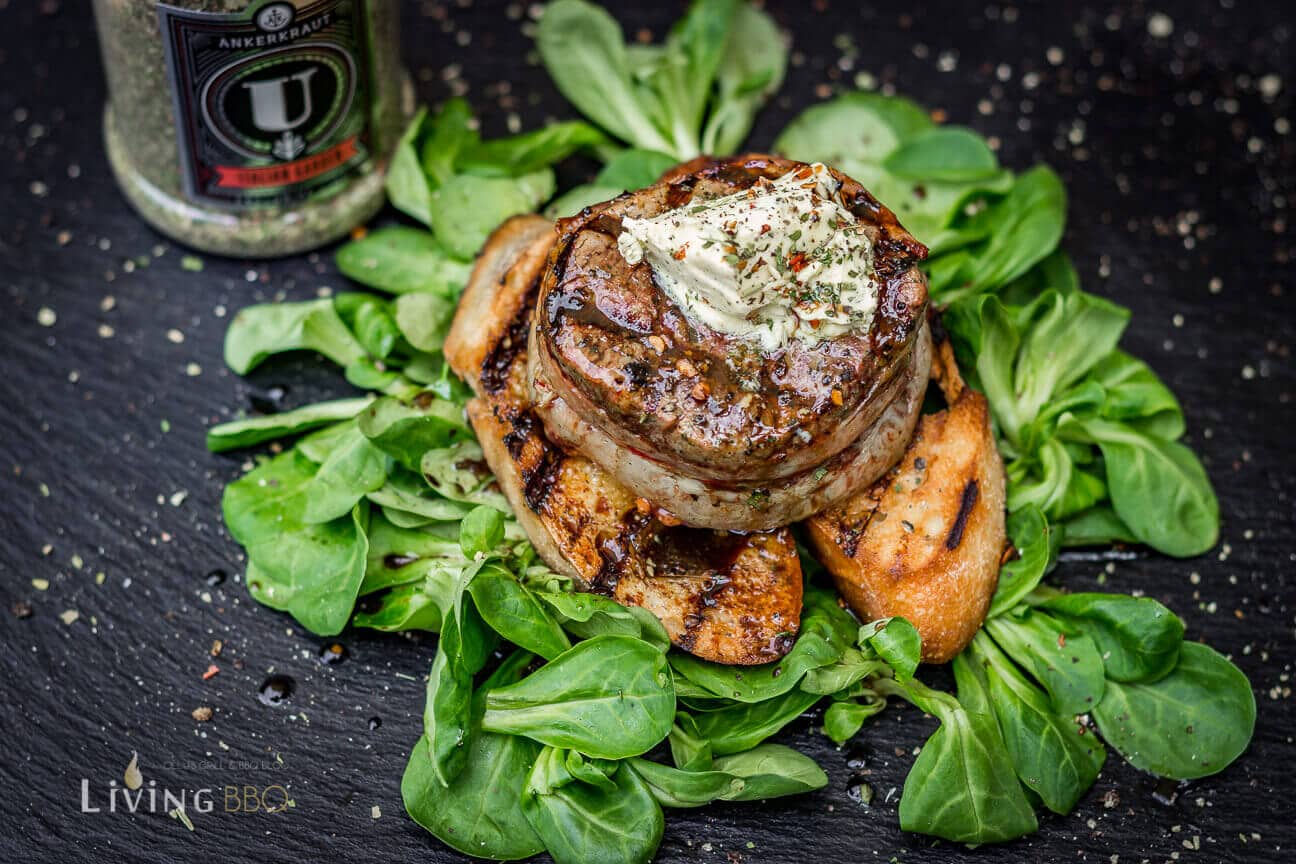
[499,407,564,513]
[945,479,980,551]
[591,508,653,594]
[481,313,530,394]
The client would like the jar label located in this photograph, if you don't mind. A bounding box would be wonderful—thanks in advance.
[157,0,372,208]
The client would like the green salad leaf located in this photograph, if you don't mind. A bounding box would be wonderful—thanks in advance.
[970,632,1106,814]
[206,397,371,453]
[482,635,675,758]
[402,650,545,859]
[537,0,783,161]
[521,748,664,864]
[223,451,370,636]
[881,669,1038,844]
[336,227,471,296]
[1092,641,1255,780]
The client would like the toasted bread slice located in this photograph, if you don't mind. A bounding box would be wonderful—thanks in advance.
[447,216,804,665]
[804,324,1006,663]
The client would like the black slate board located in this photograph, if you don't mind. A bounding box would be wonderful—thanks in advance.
[2,1,1293,862]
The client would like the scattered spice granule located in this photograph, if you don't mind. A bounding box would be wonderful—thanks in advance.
[59,609,79,625]
[192,706,213,723]
[37,306,57,326]
[371,805,382,820]
[31,578,49,591]
[180,255,204,272]
[11,600,33,618]
[202,664,220,680]
[169,807,195,831]
[210,639,223,657]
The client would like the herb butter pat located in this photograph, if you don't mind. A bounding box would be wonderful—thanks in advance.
[617,163,878,350]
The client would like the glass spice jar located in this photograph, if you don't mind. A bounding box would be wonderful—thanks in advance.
[93,0,407,258]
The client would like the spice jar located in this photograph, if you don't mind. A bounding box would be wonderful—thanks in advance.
[93,0,406,258]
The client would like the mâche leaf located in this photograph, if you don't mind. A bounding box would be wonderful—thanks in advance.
[402,651,545,859]
[482,635,676,758]
[333,292,401,360]
[429,170,557,260]
[686,687,821,756]
[632,743,826,808]
[386,107,435,224]
[456,121,611,176]
[459,505,506,560]
[701,1,786,154]
[353,580,446,632]
[1093,642,1255,780]
[468,567,572,661]
[822,695,887,746]
[537,0,676,156]
[883,126,1001,182]
[206,398,371,453]
[303,423,388,524]
[882,668,1038,844]
[987,505,1054,617]
[970,633,1105,814]
[859,616,922,682]
[336,227,473,296]
[1060,417,1219,557]
[1036,592,1185,683]
[224,451,370,636]
[223,299,365,375]
[538,590,672,648]
[521,748,664,864]
[984,611,1105,716]
[358,394,470,472]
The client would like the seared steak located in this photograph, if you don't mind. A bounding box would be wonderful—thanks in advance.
[530,154,930,528]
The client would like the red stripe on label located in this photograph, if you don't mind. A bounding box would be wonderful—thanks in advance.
[213,137,358,189]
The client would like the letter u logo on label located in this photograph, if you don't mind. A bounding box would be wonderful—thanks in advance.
[242,68,318,132]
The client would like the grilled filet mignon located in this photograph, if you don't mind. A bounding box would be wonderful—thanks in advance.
[530,154,929,529]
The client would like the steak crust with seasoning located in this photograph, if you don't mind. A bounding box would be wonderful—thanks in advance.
[529,154,930,529]
[445,215,804,665]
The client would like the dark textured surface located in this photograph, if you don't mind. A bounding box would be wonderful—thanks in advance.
[1,1,1293,862]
